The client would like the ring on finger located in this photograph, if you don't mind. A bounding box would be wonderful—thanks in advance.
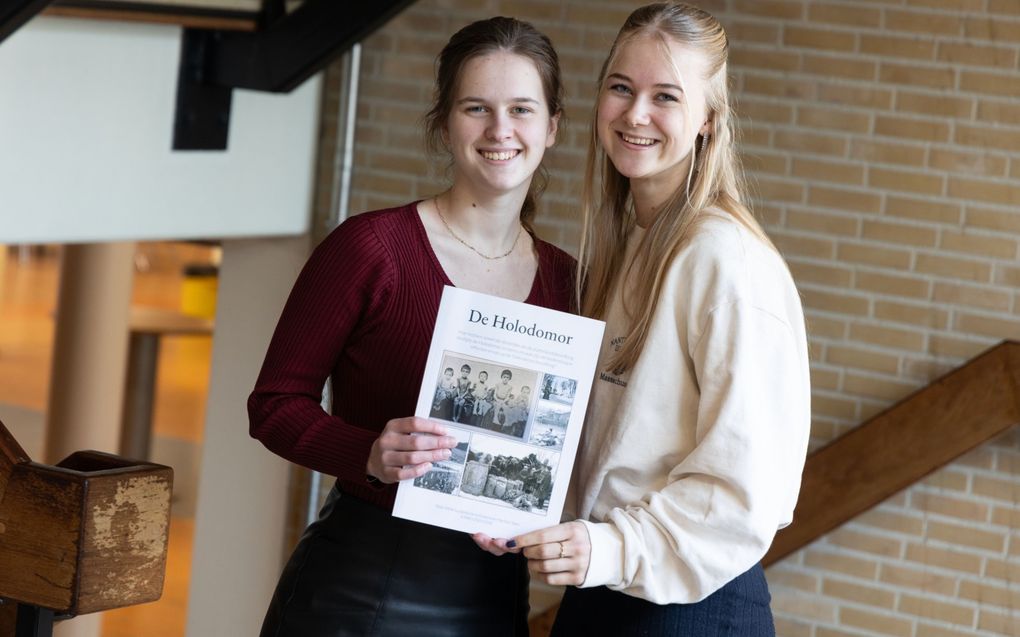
[558,541,566,559]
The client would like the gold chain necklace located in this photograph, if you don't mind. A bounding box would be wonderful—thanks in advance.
[435,195,523,260]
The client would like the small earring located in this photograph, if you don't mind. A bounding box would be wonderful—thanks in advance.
[697,134,710,171]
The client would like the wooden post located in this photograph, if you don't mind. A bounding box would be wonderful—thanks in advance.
[45,242,135,465]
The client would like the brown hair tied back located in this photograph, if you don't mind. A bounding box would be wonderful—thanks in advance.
[423,16,564,229]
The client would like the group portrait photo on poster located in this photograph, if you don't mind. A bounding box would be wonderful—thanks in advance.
[419,351,575,515]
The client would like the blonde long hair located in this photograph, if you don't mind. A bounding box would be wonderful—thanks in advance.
[579,2,775,373]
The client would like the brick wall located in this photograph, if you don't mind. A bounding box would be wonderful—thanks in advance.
[337,1,1020,635]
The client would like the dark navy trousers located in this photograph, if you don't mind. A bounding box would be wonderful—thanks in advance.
[550,564,774,637]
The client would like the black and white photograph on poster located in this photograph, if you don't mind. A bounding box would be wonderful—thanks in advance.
[528,400,571,449]
[528,373,577,449]
[427,352,538,440]
[539,374,578,404]
[412,427,472,495]
[459,436,559,516]
[395,286,606,537]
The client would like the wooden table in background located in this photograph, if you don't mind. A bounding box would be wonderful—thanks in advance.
[121,307,213,461]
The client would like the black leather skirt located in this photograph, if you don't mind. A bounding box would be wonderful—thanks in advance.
[259,484,530,637]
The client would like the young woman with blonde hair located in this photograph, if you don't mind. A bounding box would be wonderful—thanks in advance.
[477,3,811,634]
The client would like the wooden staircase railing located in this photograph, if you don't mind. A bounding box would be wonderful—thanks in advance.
[0,418,174,635]
[764,339,1019,565]
[529,339,1020,634]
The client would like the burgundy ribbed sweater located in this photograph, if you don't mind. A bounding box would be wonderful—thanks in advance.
[248,203,576,509]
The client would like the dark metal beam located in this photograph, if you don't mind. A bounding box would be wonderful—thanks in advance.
[173,0,415,150]
[257,0,285,30]
[173,29,233,150]
[209,0,415,93]
[0,0,54,46]
[15,604,54,637]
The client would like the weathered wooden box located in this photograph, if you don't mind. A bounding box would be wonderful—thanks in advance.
[0,421,173,616]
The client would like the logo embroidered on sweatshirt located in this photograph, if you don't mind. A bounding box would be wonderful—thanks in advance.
[599,371,627,387]
[600,336,628,386]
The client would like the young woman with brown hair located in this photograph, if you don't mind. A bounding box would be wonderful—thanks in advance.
[249,16,569,636]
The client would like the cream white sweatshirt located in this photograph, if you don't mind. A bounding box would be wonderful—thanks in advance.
[570,214,811,604]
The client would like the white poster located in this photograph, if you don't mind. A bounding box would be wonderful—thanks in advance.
[393,286,605,537]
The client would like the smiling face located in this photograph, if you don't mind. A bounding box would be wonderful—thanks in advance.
[597,35,713,203]
[446,52,559,199]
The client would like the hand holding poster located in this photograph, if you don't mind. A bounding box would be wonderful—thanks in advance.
[393,286,605,537]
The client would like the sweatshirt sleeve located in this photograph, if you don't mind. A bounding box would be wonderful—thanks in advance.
[247,216,396,483]
[580,252,811,603]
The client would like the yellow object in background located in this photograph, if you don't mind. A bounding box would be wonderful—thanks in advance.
[180,264,219,318]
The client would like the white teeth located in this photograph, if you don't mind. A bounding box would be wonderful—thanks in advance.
[621,134,655,146]
[481,150,519,161]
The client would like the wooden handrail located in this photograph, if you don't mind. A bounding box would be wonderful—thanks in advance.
[764,339,1020,565]
[42,2,259,31]
[0,418,30,500]
[0,418,174,620]
[528,340,1019,635]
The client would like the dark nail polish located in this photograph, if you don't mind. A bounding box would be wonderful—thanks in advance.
[506,540,517,548]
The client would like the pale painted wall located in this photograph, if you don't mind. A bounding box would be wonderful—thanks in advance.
[185,236,310,637]
[0,17,318,244]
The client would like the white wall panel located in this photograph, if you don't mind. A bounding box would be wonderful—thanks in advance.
[0,17,318,243]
